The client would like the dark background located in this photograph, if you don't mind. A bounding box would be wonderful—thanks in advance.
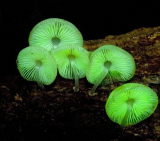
[1,0,160,76]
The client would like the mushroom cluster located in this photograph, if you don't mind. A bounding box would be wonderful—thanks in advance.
[17,18,87,90]
[16,18,158,128]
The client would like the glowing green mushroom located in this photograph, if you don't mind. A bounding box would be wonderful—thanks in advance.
[16,46,57,88]
[29,18,83,51]
[51,44,89,92]
[105,83,158,128]
[86,45,136,96]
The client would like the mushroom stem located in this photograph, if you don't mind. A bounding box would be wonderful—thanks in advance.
[89,69,109,96]
[89,61,111,96]
[121,99,135,128]
[71,61,79,92]
[35,67,44,88]
[52,37,60,49]
[35,61,44,89]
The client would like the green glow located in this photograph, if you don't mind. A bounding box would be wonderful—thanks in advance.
[121,99,135,128]
[86,45,136,96]
[105,83,158,128]
[35,60,44,89]
[89,61,111,96]
[17,46,57,88]
[68,55,79,92]
[52,37,60,49]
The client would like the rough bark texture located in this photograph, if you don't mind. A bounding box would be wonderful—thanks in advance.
[84,26,160,76]
[0,26,160,141]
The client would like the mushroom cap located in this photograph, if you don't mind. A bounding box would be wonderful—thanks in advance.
[86,45,136,84]
[29,18,83,51]
[17,46,57,85]
[51,44,89,79]
[105,83,158,126]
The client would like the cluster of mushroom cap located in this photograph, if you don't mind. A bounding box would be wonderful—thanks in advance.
[17,18,86,90]
[16,18,159,128]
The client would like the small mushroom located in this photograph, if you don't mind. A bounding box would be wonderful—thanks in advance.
[86,45,136,96]
[29,18,83,51]
[51,44,89,92]
[17,46,57,88]
[105,83,158,128]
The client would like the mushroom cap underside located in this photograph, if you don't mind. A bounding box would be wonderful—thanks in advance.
[17,46,57,85]
[105,83,158,126]
[29,18,83,51]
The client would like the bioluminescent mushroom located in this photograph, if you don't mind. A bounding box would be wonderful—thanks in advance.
[51,44,89,92]
[86,45,136,96]
[105,83,158,128]
[29,18,83,51]
[17,46,57,88]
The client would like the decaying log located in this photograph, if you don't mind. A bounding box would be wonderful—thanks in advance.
[84,26,160,77]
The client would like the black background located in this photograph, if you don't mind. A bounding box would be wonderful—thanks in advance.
[1,0,160,76]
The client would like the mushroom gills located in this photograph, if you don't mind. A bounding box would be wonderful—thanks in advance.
[68,55,79,92]
[89,61,111,96]
[35,60,44,89]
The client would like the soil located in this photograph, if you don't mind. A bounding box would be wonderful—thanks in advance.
[0,73,159,141]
